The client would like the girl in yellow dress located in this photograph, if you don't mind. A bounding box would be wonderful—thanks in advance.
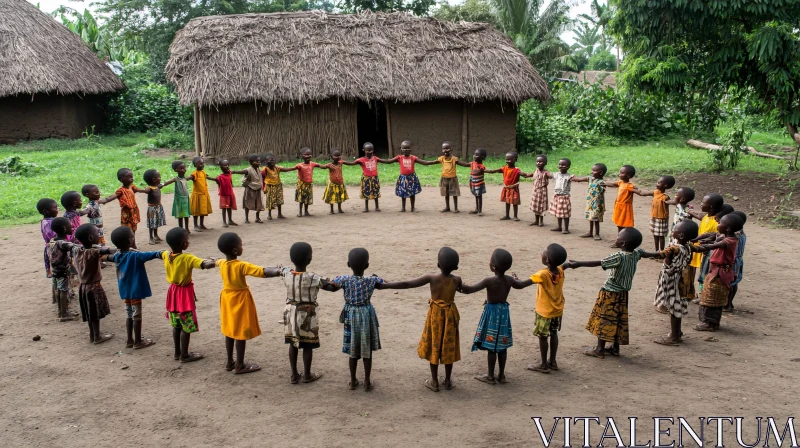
[214,232,280,374]
[190,157,216,232]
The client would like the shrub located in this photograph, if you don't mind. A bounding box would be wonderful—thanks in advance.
[0,156,48,177]
[587,49,617,71]
[711,121,750,171]
[149,128,195,150]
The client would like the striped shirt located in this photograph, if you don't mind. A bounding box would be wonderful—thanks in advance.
[600,248,644,292]
[280,267,324,304]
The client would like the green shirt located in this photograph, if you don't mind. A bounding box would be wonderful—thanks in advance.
[601,248,644,292]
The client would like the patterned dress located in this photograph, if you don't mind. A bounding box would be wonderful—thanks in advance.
[333,275,383,358]
[281,268,325,349]
[323,163,349,204]
[653,244,693,318]
[172,177,191,218]
[529,169,551,215]
[471,302,513,352]
[117,186,141,231]
[262,166,284,210]
[549,172,573,218]
[585,248,644,345]
[585,177,606,222]
[418,276,461,365]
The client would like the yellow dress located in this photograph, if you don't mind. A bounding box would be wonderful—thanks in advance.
[190,170,213,216]
[216,259,266,340]
[417,277,461,365]
[691,215,718,267]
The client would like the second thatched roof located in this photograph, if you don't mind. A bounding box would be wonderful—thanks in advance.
[0,0,123,97]
[167,11,549,107]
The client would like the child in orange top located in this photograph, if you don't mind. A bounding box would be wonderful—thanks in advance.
[604,165,636,247]
[487,152,529,221]
[431,141,471,213]
[634,175,675,251]
[321,149,349,214]
[294,148,321,217]
[525,243,568,374]
[190,157,216,231]
[103,168,144,248]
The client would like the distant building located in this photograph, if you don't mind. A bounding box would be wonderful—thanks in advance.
[560,71,617,89]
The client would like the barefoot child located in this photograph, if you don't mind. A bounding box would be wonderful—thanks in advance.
[161,161,191,232]
[321,149,349,214]
[214,232,276,373]
[215,160,238,227]
[61,191,84,242]
[726,211,747,312]
[294,148,321,217]
[652,220,699,346]
[47,217,76,321]
[526,244,568,374]
[604,165,637,246]
[142,170,167,245]
[635,175,676,251]
[163,227,215,362]
[231,155,265,223]
[487,152,526,221]
[698,204,734,291]
[468,148,488,216]
[330,248,385,391]
[71,224,115,344]
[549,158,575,234]
[189,157,215,231]
[38,198,59,278]
[573,163,607,240]
[528,155,552,226]
[435,142,467,213]
[392,141,429,212]
[460,249,534,384]
[106,226,161,349]
[667,187,695,241]
[103,168,143,247]
[81,185,106,245]
[565,227,658,358]
[261,154,295,220]
[343,142,392,212]
[687,193,724,294]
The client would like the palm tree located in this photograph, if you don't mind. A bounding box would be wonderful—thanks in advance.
[578,0,619,71]
[572,21,601,59]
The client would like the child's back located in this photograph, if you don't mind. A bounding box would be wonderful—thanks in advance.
[281,266,325,348]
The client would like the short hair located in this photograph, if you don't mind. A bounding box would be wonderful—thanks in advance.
[73,223,96,245]
[559,158,571,166]
[618,227,643,250]
[593,163,608,175]
[300,147,312,154]
[110,226,133,249]
[36,198,57,215]
[506,151,518,159]
[289,242,312,265]
[437,247,459,273]
[117,168,132,181]
[674,220,699,240]
[51,217,71,236]
[721,213,744,233]
[217,232,241,255]
[401,140,412,147]
[491,249,513,274]
[60,191,81,209]
[660,175,676,189]
[143,169,160,186]
[363,142,374,149]
[218,159,230,166]
[263,153,274,161]
[171,160,185,170]
[621,164,636,177]
[536,154,547,161]
[705,193,724,210]
[166,227,189,252]
[475,148,488,158]
[678,187,695,202]
[732,210,747,225]
[81,184,98,197]
[545,244,568,266]
[442,141,452,146]
[718,204,735,219]
[247,154,260,163]
[331,148,341,155]
[192,156,203,165]
[348,248,370,271]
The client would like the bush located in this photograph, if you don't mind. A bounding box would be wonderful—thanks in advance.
[0,155,48,177]
[711,121,750,171]
[587,49,617,71]
[516,100,601,153]
[149,128,195,150]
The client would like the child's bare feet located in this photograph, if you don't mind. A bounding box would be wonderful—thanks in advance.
[225,361,235,372]
[329,210,336,215]
[229,220,238,226]
[244,219,250,224]
[290,373,301,384]
[694,322,716,332]
[512,217,519,221]
[255,218,263,223]
[193,227,203,232]
[222,222,229,228]
[302,372,324,383]
[337,209,345,214]
[527,363,550,373]
[277,214,286,219]
[453,209,460,213]
[551,227,562,232]
[149,238,156,245]
[548,360,559,371]
[529,222,537,226]
[500,216,511,221]
[180,352,204,363]
[364,379,374,392]
[443,379,454,390]
[200,225,211,230]
[348,379,360,390]
[374,208,381,212]
[477,212,483,216]
[297,213,303,217]
[474,374,496,384]
[424,379,439,392]
[233,361,261,374]
[92,333,114,345]
[583,347,604,358]
[654,337,680,346]
[362,209,370,213]
[562,230,570,234]
[154,236,163,242]
[469,210,478,214]
[496,375,507,384]
[440,208,451,213]
[579,233,593,238]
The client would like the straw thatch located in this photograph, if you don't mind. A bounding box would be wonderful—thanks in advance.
[167,11,549,107]
[0,0,123,97]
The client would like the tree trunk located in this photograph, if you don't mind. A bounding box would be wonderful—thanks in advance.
[685,139,788,160]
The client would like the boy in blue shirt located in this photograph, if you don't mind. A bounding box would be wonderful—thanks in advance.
[107,226,164,349]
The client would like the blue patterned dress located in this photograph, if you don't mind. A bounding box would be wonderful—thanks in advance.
[585,177,606,222]
[333,275,384,358]
[471,302,513,353]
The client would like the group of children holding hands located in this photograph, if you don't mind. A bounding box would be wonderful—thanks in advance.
[34,142,748,391]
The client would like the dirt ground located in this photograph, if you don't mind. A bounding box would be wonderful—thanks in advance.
[1,182,799,447]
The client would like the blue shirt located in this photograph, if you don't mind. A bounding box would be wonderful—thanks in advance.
[108,250,164,299]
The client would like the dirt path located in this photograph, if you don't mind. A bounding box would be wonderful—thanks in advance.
[1,183,798,447]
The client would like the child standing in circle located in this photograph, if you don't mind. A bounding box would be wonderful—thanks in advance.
[393,141,432,212]
[604,165,637,245]
[321,149,349,214]
[573,163,607,240]
[549,158,575,234]
[142,170,167,245]
[468,148,488,216]
[434,141,469,213]
[71,224,115,344]
[490,152,528,221]
[230,155,265,223]
[47,217,75,321]
[294,148,321,217]
[38,198,59,278]
[103,168,143,248]
[61,190,84,242]
[529,154,552,227]
[261,153,295,220]
[215,160,238,227]
[162,161,192,232]
[190,156,216,231]
[526,244,568,374]
[636,175,676,251]
[81,184,107,245]
[342,142,393,212]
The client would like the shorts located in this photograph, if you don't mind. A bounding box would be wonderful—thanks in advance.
[470,183,486,197]
[52,275,69,292]
[124,299,142,320]
[168,311,198,333]
[439,177,461,197]
[650,217,669,237]
[533,312,561,337]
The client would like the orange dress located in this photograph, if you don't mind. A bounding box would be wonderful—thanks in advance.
[611,180,635,227]
[418,277,461,365]
[116,185,141,231]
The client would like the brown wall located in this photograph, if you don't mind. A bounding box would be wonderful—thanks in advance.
[0,94,100,143]
[468,101,517,156]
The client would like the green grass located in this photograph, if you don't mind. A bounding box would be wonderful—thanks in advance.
[0,132,792,227]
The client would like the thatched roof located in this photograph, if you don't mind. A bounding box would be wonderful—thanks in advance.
[167,11,549,107]
[560,71,616,88]
[0,0,124,97]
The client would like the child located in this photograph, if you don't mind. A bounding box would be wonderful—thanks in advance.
[635,175,676,251]
[215,232,277,373]
[47,217,75,321]
[604,165,637,247]
[726,211,747,312]
[71,224,115,344]
[698,204,735,290]
[162,161,191,232]
[459,249,533,384]
[687,193,724,295]
[342,142,393,212]
[106,226,161,349]
[280,242,335,384]
[378,247,463,392]
[652,220,699,346]
[435,142,468,213]
[566,227,658,358]
[103,168,143,247]
[294,148,321,217]
[61,190,84,242]
[322,149,349,214]
[549,158,575,234]
[163,227,214,362]
[232,155,265,223]
[468,148,488,216]
[80,185,107,247]
[667,187,695,242]
[330,248,384,391]
[190,156,216,231]
[392,141,431,212]
[142,170,167,245]
[37,198,59,278]
[528,154,552,226]
[261,153,295,220]
[573,163,607,240]
[489,152,526,221]
[525,244,568,374]
[693,213,744,331]
[215,160,238,227]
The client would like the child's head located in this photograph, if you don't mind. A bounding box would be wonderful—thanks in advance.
[363,142,374,157]
[219,159,231,173]
[675,187,695,205]
[657,175,676,191]
[331,149,342,162]
[166,227,190,253]
[300,148,312,163]
[74,223,99,247]
[473,148,487,163]
[172,160,187,176]
[718,213,744,235]
[700,193,724,214]
[505,151,518,166]
[60,190,82,211]
[289,242,313,268]
[117,168,134,185]
[347,247,370,273]
[217,232,243,257]
[542,243,567,268]
[437,246,459,275]
[192,156,205,170]
[248,154,261,168]
[51,217,73,238]
[557,158,571,173]
[591,163,607,179]
[717,204,735,221]
[441,141,452,156]
[619,165,636,181]
[110,226,135,251]
[536,154,547,169]
[37,198,59,218]
[143,169,161,187]
[400,141,412,156]
[490,249,513,275]
[672,220,699,244]
[263,153,275,167]
[81,184,101,201]
[615,227,643,252]
[732,210,747,226]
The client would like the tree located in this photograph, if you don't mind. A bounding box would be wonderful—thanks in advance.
[338,0,434,15]
[51,7,144,63]
[578,0,618,71]
[611,0,800,158]
[587,48,616,71]
[570,21,600,70]
[432,0,499,28]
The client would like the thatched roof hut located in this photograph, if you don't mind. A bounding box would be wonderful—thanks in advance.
[0,0,123,142]
[168,11,549,159]
[560,71,616,89]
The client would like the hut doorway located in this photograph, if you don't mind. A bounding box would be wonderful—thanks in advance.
[357,100,388,157]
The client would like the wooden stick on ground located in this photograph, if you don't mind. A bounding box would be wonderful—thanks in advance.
[685,139,788,160]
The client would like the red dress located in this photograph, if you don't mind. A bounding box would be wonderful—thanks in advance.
[500,166,521,205]
[217,173,237,210]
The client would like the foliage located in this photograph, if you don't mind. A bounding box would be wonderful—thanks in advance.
[51,7,145,64]
[516,100,601,153]
[569,21,601,71]
[0,156,48,177]
[338,0,434,15]
[712,121,751,171]
[149,128,195,150]
[587,49,616,71]
[432,0,499,28]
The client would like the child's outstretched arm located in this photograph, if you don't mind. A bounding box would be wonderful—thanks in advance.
[415,158,440,166]
[601,180,619,188]
[376,273,434,290]
[571,176,590,182]
[455,159,471,167]
[321,278,340,292]
[100,190,122,204]
[510,273,535,289]
[201,259,216,269]
[376,157,397,164]
[458,277,491,294]
[633,188,653,196]
[640,250,662,259]
[563,260,602,269]
[484,167,504,174]
[263,266,282,278]
[686,209,706,220]
[279,166,299,172]
[340,159,360,166]
[229,168,248,175]
[160,177,178,188]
